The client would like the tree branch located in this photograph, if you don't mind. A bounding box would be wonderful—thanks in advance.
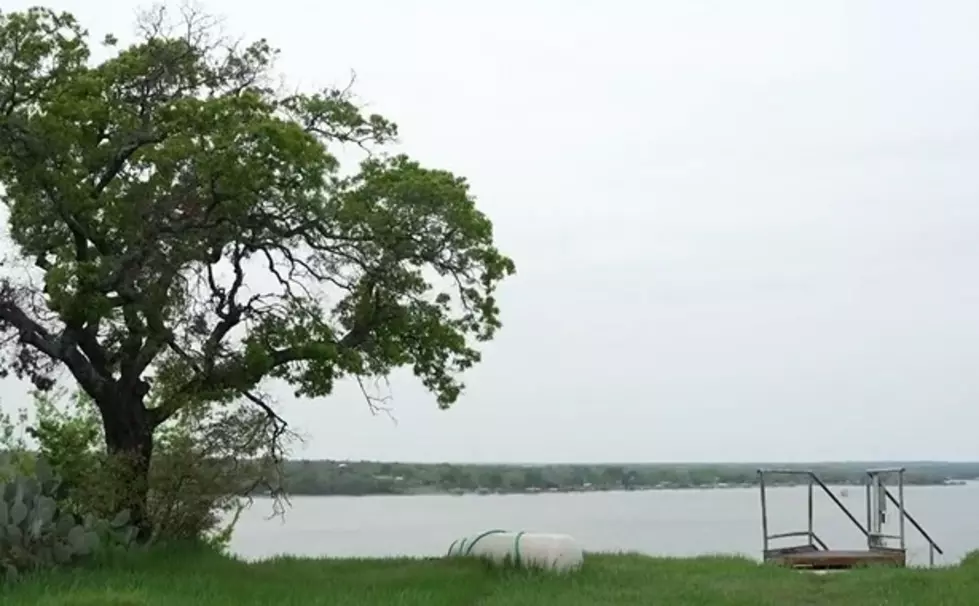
[0,295,61,360]
[0,284,107,398]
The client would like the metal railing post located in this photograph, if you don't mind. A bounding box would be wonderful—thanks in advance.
[807,476,814,548]
[865,478,872,549]
[759,471,769,554]
[898,471,906,551]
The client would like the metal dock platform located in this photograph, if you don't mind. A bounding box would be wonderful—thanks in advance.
[757,467,943,570]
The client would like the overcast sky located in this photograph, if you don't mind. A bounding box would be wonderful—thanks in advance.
[2,0,978,463]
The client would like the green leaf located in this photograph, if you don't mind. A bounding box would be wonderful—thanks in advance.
[83,530,100,553]
[56,512,76,535]
[6,525,22,544]
[53,541,73,564]
[33,458,53,484]
[35,495,56,525]
[66,525,86,552]
[110,509,130,529]
[9,502,27,526]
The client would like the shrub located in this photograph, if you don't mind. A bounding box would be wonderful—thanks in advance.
[0,388,284,550]
[960,550,979,568]
[0,459,136,583]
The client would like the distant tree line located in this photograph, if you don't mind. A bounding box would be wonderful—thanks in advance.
[280,460,979,496]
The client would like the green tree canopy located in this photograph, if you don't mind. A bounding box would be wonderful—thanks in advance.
[0,6,514,534]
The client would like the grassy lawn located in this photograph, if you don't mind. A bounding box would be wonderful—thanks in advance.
[3,547,979,606]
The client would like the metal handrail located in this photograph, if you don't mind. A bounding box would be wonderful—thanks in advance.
[767,530,830,550]
[812,532,829,551]
[865,468,943,566]
[767,531,810,540]
[883,487,943,565]
[759,469,869,537]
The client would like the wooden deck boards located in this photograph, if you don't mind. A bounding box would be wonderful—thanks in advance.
[767,548,906,570]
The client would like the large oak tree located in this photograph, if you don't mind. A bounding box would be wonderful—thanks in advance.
[0,7,514,535]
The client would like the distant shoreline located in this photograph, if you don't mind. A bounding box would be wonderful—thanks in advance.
[281,481,969,498]
[280,459,977,497]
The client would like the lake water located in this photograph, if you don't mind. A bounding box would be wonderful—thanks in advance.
[229,483,979,566]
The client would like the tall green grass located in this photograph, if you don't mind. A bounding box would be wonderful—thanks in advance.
[3,546,979,606]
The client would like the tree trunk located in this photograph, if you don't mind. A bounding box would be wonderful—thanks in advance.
[100,389,155,542]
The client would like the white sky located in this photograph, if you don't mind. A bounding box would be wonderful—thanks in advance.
[2,0,979,463]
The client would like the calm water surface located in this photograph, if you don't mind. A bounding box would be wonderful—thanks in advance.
[229,483,979,566]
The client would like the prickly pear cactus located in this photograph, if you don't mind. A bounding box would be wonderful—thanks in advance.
[0,458,136,584]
